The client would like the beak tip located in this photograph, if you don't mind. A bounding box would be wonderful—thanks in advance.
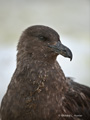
[70,55,73,61]
[70,57,72,61]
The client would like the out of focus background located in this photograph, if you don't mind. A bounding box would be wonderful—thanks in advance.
[0,0,90,103]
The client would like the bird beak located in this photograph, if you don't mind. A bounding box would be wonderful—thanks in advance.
[48,41,73,61]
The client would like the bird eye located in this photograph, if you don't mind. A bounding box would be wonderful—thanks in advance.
[39,36,47,41]
[63,50,67,53]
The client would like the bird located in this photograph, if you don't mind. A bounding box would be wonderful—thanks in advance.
[0,25,90,120]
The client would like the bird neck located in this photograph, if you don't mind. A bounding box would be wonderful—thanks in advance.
[16,51,68,92]
[17,50,57,66]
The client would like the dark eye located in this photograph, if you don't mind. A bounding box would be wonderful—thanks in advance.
[39,36,47,41]
[63,50,67,53]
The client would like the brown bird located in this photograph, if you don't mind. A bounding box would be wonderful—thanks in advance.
[1,25,90,120]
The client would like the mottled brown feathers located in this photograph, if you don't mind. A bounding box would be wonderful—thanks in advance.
[1,25,90,120]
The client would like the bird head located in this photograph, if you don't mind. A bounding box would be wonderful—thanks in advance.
[18,25,72,61]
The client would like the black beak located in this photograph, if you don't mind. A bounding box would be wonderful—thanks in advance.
[48,41,73,61]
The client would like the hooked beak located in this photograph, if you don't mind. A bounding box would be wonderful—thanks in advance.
[48,41,73,61]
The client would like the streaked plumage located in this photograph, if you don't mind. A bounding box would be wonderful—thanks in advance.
[1,25,90,120]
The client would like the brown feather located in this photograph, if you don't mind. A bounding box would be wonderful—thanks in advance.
[1,25,90,120]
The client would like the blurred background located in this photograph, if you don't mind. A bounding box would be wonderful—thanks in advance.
[0,0,90,104]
